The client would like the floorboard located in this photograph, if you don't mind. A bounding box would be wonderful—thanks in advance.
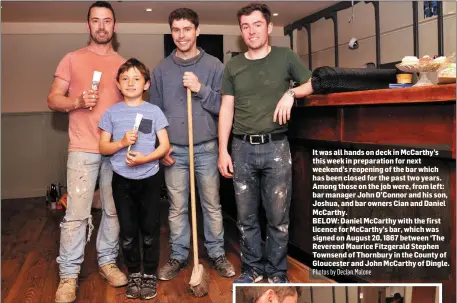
[1,197,333,303]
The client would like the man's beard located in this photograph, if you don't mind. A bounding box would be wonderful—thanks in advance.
[90,30,113,44]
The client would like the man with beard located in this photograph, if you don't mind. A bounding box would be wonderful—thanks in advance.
[48,2,127,302]
[218,3,313,283]
[149,8,235,281]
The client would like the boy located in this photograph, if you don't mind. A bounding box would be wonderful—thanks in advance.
[99,58,170,299]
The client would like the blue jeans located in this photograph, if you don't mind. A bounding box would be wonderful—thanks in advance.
[164,139,225,260]
[57,152,120,278]
[232,136,292,277]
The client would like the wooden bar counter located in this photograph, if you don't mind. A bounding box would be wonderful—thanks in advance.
[287,84,455,303]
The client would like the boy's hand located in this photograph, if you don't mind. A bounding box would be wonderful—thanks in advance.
[76,89,99,109]
[126,151,146,166]
[160,148,176,166]
[121,130,138,148]
[183,72,201,93]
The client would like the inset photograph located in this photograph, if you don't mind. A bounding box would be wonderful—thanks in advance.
[233,284,441,303]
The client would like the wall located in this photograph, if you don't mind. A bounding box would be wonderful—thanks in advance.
[361,286,386,303]
[347,285,358,303]
[301,287,312,303]
[334,286,347,303]
[1,22,289,199]
[1,113,69,199]
[307,286,360,303]
[312,287,334,303]
[296,1,456,68]
[1,22,289,114]
[405,286,413,303]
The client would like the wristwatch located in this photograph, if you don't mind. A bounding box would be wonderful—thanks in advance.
[285,89,296,99]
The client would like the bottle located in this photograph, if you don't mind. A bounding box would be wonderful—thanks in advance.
[50,184,58,210]
[50,184,58,202]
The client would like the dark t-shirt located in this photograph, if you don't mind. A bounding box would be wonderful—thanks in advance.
[221,46,311,135]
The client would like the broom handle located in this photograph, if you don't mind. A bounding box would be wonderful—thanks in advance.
[187,88,199,268]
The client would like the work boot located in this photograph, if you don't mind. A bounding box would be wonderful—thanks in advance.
[234,267,264,283]
[268,274,291,283]
[99,263,128,287]
[158,258,188,280]
[55,277,77,303]
[211,254,235,277]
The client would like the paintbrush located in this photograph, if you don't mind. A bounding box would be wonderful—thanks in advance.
[90,71,102,111]
[128,113,143,152]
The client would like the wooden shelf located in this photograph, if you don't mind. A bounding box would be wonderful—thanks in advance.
[297,83,456,107]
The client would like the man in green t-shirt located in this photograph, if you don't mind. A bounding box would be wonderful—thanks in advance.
[218,2,313,284]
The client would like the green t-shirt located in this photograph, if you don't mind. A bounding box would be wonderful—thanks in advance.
[221,46,311,135]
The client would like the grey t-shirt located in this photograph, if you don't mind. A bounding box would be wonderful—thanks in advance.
[99,102,168,180]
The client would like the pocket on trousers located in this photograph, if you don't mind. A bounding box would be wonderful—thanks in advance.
[203,140,218,153]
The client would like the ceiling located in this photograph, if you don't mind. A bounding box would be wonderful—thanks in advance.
[1,1,335,27]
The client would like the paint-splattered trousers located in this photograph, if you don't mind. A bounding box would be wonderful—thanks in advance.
[164,139,226,261]
[57,152,120,278]
[232,135,292,277]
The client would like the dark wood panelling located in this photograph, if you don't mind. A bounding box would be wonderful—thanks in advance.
[343,104,454,149]
[289,144,312,251]
[289,107,340,141]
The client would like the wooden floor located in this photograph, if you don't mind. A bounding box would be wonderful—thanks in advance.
[2,197,332,303]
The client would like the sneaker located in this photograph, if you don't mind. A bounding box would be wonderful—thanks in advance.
[125,273,142,299]
[99,263,128,287]
[268,274,290,283]
[211,254,235,278]
[140,274,158,300]
[158,258,188,281]
[55,278,77,303]
[233,268,263,283]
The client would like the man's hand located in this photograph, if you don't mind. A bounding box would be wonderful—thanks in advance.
[218,150,234,178]
[273,93,294,125]
[160,148,176,166]
[76,89,99,109]
[121,130,138,148]
[183,72,201,93]
[126,151,146,167]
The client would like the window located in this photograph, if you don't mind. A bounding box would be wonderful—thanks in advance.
[424,1,438,18]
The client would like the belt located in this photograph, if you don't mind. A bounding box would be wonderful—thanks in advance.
[233,133,286,145]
